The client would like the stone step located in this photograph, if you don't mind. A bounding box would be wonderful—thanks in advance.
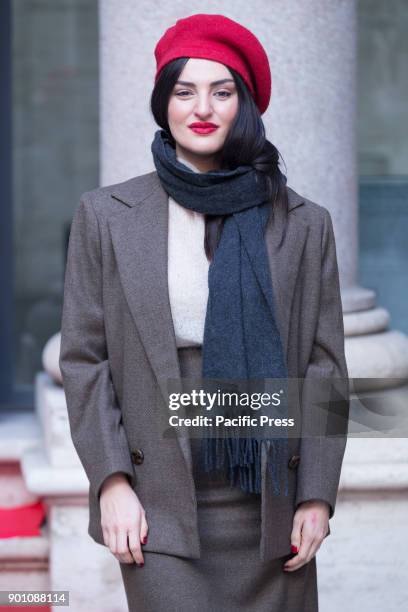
[0,529,49,591]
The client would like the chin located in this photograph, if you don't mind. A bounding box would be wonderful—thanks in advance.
[184,137,223,155]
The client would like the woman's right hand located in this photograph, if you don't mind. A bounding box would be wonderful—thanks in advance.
[99,473,148,566]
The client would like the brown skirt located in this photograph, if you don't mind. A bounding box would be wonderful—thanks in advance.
[119,346,318,612]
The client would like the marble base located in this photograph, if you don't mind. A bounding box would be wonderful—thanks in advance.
[49,505,127,612]
[35,371,82,469]
[345,331,408,386]
[344,307,390,336]
[341,286,377,313]
[318,490,408,612]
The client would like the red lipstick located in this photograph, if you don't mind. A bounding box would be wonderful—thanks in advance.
[188,122,219,135]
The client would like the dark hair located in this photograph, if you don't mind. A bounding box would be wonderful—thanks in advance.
[150,57,289,262]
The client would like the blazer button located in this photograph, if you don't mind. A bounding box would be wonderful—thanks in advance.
[131,449,144,465]
[288,454,300,469]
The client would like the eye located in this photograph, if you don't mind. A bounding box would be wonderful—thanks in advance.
[175,90,232,98]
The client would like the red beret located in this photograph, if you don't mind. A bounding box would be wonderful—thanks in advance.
[154,14,271,115]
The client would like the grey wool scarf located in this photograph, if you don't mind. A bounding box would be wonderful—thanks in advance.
[151,128,289,497]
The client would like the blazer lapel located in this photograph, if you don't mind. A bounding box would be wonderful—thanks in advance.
[108,172,307,476]
[265,190,309,364]
[108,176,193,475]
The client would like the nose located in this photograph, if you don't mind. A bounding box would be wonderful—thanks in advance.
[194,94,213,118]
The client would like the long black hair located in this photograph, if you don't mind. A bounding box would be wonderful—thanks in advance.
[150,57,289,262]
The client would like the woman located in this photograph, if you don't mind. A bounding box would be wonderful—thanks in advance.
[59,13,350,612]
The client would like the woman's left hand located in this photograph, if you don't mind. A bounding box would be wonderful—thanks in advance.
[283,499,330,572]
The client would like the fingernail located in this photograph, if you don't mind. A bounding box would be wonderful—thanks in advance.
[291,545,298,554]
[138,562,144,567]
[142,536,147,544]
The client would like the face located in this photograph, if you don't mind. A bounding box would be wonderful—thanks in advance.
[167,58,239,172]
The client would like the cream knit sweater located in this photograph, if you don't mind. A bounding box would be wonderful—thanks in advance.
[168,156,209,348]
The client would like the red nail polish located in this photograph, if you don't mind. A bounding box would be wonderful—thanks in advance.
[138,562,144,567]
[142,536,147,544]
[291,545,298,554]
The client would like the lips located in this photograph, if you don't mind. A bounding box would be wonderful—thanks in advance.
[188,122,218,128]
[189,124,219,134]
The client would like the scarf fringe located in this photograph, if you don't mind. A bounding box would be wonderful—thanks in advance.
[201,436,289,496]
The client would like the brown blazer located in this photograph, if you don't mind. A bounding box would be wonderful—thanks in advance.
[59,171,350,562]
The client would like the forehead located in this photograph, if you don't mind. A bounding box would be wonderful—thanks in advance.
[178,58,233,82]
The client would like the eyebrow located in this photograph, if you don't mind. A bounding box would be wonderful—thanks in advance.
[175,79,235,87]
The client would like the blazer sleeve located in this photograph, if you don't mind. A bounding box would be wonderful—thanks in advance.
[59,196,136,501]
[294,208,350,519]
